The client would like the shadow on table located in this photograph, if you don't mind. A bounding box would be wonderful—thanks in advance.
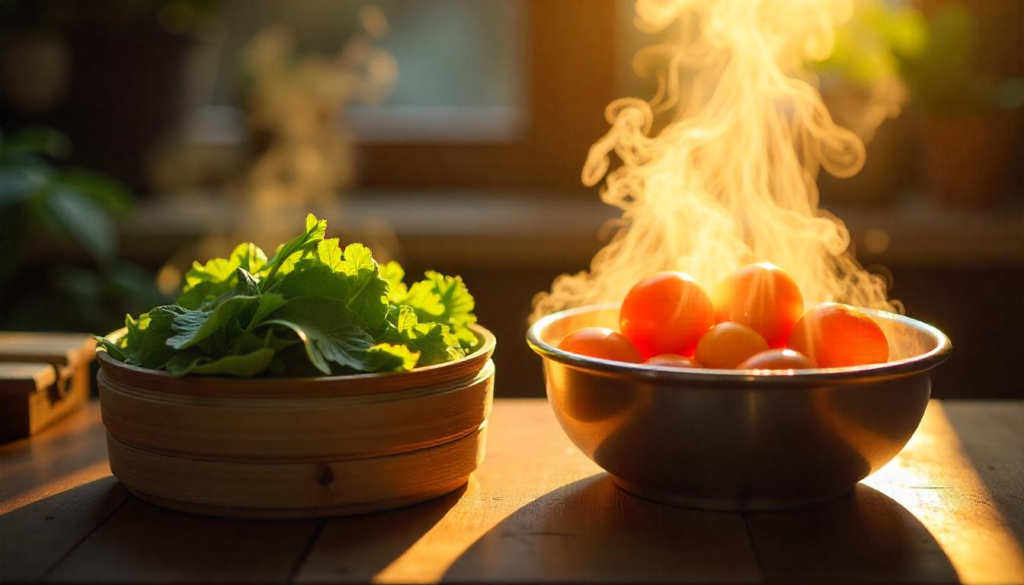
[1,476,466,583]
[0,476,129,581]
[441,474,959,583]
[293,483,468,581]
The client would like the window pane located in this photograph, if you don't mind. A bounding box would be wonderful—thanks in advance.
[204,0,524,141]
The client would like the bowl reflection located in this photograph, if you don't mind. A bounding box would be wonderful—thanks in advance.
[527,304,951,511]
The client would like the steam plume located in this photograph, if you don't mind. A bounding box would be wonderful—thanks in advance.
[533,0,897,320]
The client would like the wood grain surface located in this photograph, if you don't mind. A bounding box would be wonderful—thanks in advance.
[0,333,95,370]
[1,399,1022,584]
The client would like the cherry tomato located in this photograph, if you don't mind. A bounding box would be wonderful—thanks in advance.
[787,303,889,368]
[559,327,643,363]
[712,263,805,349]
[645,354,703,368]
[738,349,817,370]
[619,272,714,358]
[695,322,769,369]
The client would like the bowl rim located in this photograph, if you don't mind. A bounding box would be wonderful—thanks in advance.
[527,303,951,387]
[96,323,496,398]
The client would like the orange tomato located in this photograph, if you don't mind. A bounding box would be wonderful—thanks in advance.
[787,303,889,368]
[619,272,714,358]
[695,322,769,369]
[645,354,703,368]
[711,263,805,349]
[738,349,817,370]
[559,327,643,363]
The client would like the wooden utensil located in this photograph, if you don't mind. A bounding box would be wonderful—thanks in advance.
[0,333,95,438]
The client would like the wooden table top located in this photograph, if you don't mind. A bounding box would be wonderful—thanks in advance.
[2,399,1022,584]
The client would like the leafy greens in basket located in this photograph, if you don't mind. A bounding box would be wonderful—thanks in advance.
[97,215,479,377]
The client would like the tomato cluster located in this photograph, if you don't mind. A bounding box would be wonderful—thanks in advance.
[558,263,889,371]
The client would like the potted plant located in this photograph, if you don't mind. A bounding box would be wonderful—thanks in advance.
[95,215,496,518]
[900,4,1024,207]
[813,0,928,205]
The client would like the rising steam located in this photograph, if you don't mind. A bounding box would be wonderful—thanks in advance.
[532,0,898,320]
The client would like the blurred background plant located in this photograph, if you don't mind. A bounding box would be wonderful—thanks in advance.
[812,0,926,205]
[0,128,166,332]
[901,4,1024,113]
[816,0,927,139]
[0,0,222,192]
[899,3,1024,207]
[232,6,396,247]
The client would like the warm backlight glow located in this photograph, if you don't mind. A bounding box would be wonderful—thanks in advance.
[533,0,896,321]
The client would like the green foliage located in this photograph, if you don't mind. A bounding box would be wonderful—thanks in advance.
[816,0,927,88]
[98,214,480,377]
[0,127,132,267]
[0,128,164,334]
[898,4,1024,113]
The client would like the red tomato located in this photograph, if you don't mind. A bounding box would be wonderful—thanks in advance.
[711,263,805,349]
[559,327,643,363]
[645,354,703,368]
[695,322,769,369]
[619,272,714,359]
[787,303,889,368]
[738,349,817,370]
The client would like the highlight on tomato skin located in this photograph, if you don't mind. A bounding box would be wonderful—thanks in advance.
[619,271,714,359]
[558,327,643,364]
[645,354,703,368]
[695,322,769,369]
[711,263,805,349]
[738,348,817,371]
[787,302,889,368]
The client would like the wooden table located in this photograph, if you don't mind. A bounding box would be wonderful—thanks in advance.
[2,399,1022,583]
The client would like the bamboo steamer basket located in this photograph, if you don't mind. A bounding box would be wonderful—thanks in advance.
[97,325,496,519]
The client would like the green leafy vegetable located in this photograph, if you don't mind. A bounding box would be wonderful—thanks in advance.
[97,214,480,377]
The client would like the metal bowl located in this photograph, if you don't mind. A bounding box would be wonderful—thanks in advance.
[527,303,951,511]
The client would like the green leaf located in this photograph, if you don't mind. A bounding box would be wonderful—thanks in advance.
[339,244,389,329]
[316,238,344,270]
[380,261,408,302]
[45,185,117,261]
[234,267,260,297]
[339,243,374,275]
[122,306,186,369]
[380,306,464,367]
[229,242,268,275]
[261,296,375,374]
[277,246,389,330]
[178,257,239,309]
[227,328,296,356]
[250,293,286,327]
[60,168,133,216]
[166,348,275,378]
[278,266,346,301]
[95,336,126,361]
[266,344,327,377]
[1,127,71,159]
[0,167,46,208]
[365,343,420,372]
[262,213,327,285]
[167,295,259,350]
[402,271,477,347]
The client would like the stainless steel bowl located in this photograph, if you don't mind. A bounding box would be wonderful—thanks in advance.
[527,303,952,511]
